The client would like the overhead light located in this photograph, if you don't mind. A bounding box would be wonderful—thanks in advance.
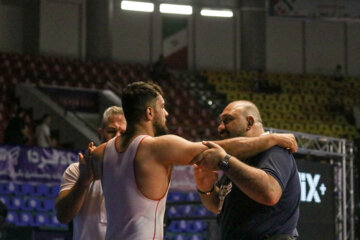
[160,3,192,15]
[200,8,234,18]
[121,0,154,12]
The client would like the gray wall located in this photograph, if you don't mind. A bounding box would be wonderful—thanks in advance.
[0,3,23,53]
[266,17,360,76]
[266,18,303,73]
[194,10,239,70]
[305,20,345,74]
[112,5,153,63]
[346,23,360,76]
[39,0,85,58]
[1,0,360,76]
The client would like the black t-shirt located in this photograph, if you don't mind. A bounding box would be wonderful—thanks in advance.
[217,146,300,240]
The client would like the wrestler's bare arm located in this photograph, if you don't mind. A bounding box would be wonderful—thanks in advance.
[215,133,297,160]
[144,133,297,166]
[142,135,207,165]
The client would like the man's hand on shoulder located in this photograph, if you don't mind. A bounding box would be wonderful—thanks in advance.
[272,133,298,153]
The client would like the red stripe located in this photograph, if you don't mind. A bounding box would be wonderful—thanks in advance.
[139,135,148,144]
[153,200,160,240]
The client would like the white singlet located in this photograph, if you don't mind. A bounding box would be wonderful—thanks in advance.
[102,135,169,240]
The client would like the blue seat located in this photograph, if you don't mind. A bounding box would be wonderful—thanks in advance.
[0,196,9,207]
[19,183,35,195]
[194,206,212,217]
[6,211,19,225]
[180,205,193,216]
[187,220,207,233]
[167,191,185,202]
[34,213,49,226]
[18,212,34,226]
[8,196,24,210]
[0,182,19,195]
[185,192,200,202]
[172,234,187,240]
[167,206,182,218]
[188,234,203,240]
[168,220,186,233]
[9,183,21,196]
[48,185,60,197]
[34,184,50,197]
[23,198,41,211]
[0,182,8,195]
[49,214,66,228]
[38,198,55,212]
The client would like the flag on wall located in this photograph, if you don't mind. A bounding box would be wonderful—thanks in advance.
[162,16,188,69]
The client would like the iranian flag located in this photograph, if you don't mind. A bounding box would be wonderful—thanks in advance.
[162,16,188,69]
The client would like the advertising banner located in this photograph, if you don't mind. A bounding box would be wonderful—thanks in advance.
[0,144,78,184]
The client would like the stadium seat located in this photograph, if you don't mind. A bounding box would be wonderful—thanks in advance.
[0,196,9,207]
[194,206,212,217]
[167,220,188,233]
[48,185,60,197]
[6,211,19,225]
[188,234,203,240]
[38,198,55,212]
[18,212,34,226]
[0,182,19,195]
[34,213,50,226]
[184,192,200,202]
[167,191,185,202]
[180,205,193,216]
[34,184,51,196]
[187,220,207,233]
[172,234,187,240]
[8,196,24,210]
[23,198,41,211]
[167,206,182,218]
[49,214,65,228]
[18,183,34,195]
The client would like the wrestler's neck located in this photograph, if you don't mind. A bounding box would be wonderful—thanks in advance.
[121,122,155,147]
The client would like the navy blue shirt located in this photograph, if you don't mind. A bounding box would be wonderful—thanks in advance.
[217,146,300,240]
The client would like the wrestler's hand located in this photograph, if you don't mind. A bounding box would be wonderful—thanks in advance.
[78,142,96,186]
[273,133,298,153]
[193,164,218,193]
[196,141,227,171]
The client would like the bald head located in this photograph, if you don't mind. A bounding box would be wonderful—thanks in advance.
[218,100,264,138]
[227,101,262,123]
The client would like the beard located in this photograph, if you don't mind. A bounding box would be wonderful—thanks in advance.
[219,127,247,139]
[153,119,168,136]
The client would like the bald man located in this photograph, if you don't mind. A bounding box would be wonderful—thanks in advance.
[194,101,300,240]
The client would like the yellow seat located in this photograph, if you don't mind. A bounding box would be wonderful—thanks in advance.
[279,122,293,130]
[279,93,291,102]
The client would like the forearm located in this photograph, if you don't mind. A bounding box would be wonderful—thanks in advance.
[215,134,275,160]
[225,157,281,206]
[198,187,221,214]
[55,181,90,224]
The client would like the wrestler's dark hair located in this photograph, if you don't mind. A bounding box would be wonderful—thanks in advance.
[121,81,163,125]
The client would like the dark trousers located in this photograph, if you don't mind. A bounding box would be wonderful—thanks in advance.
[264,234,297,240]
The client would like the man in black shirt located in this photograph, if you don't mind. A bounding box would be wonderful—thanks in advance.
[194,101,300,240]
